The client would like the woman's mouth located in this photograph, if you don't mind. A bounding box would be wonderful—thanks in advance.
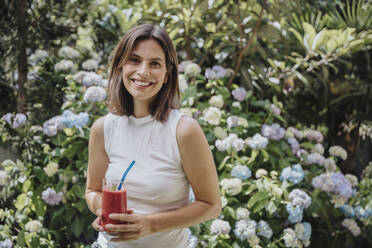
[131,79,153,88]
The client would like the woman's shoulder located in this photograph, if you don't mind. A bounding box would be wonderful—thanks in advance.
[90,116,106,135]
[176,115,203,143]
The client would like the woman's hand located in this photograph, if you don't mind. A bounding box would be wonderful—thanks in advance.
[104,213,153,242]
[91,209,134,233]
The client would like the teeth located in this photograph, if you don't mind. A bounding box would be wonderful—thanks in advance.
[133,80,152,86]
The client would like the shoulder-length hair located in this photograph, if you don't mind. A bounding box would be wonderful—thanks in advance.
[107,23,180,123]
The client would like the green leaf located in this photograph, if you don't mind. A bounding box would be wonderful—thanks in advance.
[71,184,85,199]
[248,149,259,164]
[76,199,87,213]
[266,201,278,215]
[15,193,28,210]
[302,23,316,53]
[289,28,303,45]
[17,230,25,247]
[70,217,85,238]
[218,155,231,171]
[261,149,269,162]
[247,191,268,209]
[32,195,46,217]
[22,179,32,192]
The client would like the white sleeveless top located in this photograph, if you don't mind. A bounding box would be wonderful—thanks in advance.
[97,109,190,248]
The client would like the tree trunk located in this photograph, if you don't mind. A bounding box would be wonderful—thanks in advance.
[16,0,28,113]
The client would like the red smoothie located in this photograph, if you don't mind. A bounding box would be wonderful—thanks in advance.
[101,188,127,228]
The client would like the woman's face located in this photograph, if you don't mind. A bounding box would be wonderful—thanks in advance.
[122,39,167,107]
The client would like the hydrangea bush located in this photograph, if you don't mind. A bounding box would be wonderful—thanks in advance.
[177,63,372,248]
[1,13,372,248]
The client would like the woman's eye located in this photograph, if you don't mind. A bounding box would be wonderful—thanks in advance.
[129,57,140,63]
[150,62,161,67]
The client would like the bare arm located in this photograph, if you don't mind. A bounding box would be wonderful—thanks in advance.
[147,116,222,232]
[85,116,108,216]
[107,116,221,240]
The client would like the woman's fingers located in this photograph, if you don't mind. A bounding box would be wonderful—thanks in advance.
[105,223,139,233]
[109,213,138,223]
[91,217,104,232]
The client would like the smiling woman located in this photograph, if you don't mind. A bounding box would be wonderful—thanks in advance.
[85,23,221,248]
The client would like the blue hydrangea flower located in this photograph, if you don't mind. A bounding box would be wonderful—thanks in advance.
[231,165,251,180]
[232,87,247,102]
[339,204,355,218]
[43,116,64,137]
[302,222,312,242]
[42,188,63,206]
[186,228,198,248]
[261,123,285,140]
[234,219,257,240]
[189,187,195,203]
[257,220,273,239]
[331,172,353,199]
[286,203,304,223]
[287,137,300,154]
[12,113,27,128]
[247,133,269,149]
[0,239,13,248]
[354,206,371,220]
[62,110,89,129]
[307,153,325,165]
[280,164,304,184]
[1,113,13,125]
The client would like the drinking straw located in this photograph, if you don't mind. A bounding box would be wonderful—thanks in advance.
[117,160,136,191]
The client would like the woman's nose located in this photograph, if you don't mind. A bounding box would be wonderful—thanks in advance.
[137,62,150,75]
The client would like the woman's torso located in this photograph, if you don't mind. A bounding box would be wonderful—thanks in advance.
[98,109,190,248]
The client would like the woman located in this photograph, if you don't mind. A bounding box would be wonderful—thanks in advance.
[85,23,221,248]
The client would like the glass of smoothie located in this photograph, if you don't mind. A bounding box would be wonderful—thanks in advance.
[101,178,127,228]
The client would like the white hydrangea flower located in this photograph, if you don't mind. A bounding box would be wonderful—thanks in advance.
[220,178,242,195]
[329,146,347,160]
[54,60,74,71]
[342,219,361,236]
[283,228,300,247]
[203,107,222,125]
[324,158,337,172]
[221,196,228,208]
[29,49,49,64]
[214,126,227,140]
[312,143,324,154]
[255,169,268,179]
[58,46,79,59]
[210,219,231,235]
[44,161,58,177]
[345,174,358,187]
[248,234,260,247]
[272,186,283,198]
[82,59,99,71]
[227,116,239,129]
[180,108,193,116]
[232,138,245,151]
[0,170,8,185]
[179,74,188,92]
[25,220,43,233]
[238,117,248,128]
[83,86,107,102]
[232,101,242,110]
[184,63,201,76]
[208,95,224,109]
[236,207,250,219]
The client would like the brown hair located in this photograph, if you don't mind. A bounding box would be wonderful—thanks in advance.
[107,23,180,123]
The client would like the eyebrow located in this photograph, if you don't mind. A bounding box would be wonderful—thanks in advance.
[131,53,164,62]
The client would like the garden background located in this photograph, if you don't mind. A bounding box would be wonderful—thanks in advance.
[0,0,372,247]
